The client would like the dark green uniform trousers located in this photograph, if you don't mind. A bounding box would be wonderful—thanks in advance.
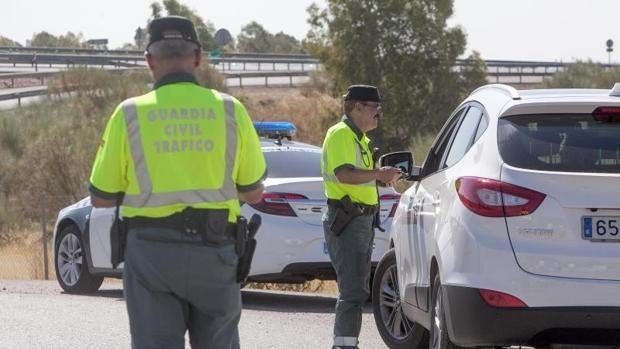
[123,227,241,349]
[323,208,375,349]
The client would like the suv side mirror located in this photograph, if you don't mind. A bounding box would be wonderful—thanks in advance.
[379,151,422,192]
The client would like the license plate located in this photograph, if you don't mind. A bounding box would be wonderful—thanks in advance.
[583,216,620,241]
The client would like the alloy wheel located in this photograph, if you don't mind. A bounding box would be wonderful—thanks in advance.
[57,233,83,287]
[378,264,414,340]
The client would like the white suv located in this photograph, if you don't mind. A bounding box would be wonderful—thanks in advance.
[372,83,620,348]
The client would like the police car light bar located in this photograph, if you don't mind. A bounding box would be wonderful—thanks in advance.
[253,121,297,139]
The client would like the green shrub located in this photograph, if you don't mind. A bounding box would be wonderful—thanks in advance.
[543,61,620,88]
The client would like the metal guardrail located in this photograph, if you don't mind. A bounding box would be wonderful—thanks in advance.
[2,47,619,94]
[0,45,142,55]
[455,58,620,84]
[0,52,144,70]
[212,57,320,70]
[0,52,320,72]
[457,58,619,69]
[224,71,309,87]
[0,86,47,105]
[2,50,617,81]
[4,47,618,71]
[0,45,312,59]
[0,70,311,104]
[0,71,57,88]
[0,69,310,83]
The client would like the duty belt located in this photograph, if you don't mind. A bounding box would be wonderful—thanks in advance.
[327,199,377,216]
[125,207,237,244]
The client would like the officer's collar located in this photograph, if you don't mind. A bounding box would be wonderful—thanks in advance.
[153,72,199,90]
[342,115,364,141]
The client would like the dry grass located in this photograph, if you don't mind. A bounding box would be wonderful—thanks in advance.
[248,280,338,295]
[0,229,53,280]
[231,87,341,146]
[0,229,341,295]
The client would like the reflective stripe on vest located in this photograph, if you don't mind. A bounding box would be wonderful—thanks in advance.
[122,92,238,207]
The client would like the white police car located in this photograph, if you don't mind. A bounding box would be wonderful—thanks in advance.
[53,121,400,292]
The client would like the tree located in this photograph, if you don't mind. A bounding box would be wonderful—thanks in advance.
[237,22,303,53]
[119,42,138,50]
[57,32,85,48]
[459,51,488,95]
[150,0,217,50]
[543,61,620,89]
[306,0,487,150]
[134,27,146,50]
[272,32,303,54]
[0,36,21,47]
[28,31,58,47]
[27,31,85,48]
[237,22,272,53]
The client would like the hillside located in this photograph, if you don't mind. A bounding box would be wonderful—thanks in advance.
[0,69,341,236]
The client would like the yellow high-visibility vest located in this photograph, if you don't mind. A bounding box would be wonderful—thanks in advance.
[89,74,266,222]
[321,117,378,206]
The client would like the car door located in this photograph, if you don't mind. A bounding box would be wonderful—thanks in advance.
[400,104,487,311]
[88,206,116,269]
[397,107,465,309]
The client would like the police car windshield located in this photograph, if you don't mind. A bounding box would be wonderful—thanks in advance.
[264,150,322,178]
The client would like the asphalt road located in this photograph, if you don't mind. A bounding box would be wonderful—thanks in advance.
[0,280,387,349]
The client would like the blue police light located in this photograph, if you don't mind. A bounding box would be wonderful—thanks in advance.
[253,121,297,140]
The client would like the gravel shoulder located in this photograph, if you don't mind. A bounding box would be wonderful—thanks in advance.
[0,279,386,349]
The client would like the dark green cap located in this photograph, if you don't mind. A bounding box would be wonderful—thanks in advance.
[343,84,381,102]
[147,16,200,49]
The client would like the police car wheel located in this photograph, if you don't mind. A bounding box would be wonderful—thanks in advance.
[372,249,429,349]
[54,224,103,293]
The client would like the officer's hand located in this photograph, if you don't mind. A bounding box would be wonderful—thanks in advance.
[377,166,403,185]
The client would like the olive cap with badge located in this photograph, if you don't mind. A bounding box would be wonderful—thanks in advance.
[146,15,201,49]
[343,84,382,102]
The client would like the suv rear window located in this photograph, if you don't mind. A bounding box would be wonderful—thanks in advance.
[498,114,620,173]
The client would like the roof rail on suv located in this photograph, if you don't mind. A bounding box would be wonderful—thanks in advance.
[610,82,620,97]
[471,84,521,100]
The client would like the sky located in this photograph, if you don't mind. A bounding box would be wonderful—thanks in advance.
[2,0,619,64]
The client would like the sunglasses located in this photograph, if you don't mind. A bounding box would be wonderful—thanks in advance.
[359,102,382,110]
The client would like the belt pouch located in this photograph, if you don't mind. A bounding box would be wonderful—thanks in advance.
[197,208,230,245]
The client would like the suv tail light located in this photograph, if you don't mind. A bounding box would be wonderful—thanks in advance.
[479,289,527,308]
[455,177,545,217]
[248,192,307,217]
[380,194,401,218]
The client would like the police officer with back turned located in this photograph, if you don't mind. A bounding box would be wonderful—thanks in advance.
[88,16,267,349]
[321,85,402,349]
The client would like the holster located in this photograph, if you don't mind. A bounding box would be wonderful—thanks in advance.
[110,196,127,269]
[236,214,262,283]
[328,195,363,236]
